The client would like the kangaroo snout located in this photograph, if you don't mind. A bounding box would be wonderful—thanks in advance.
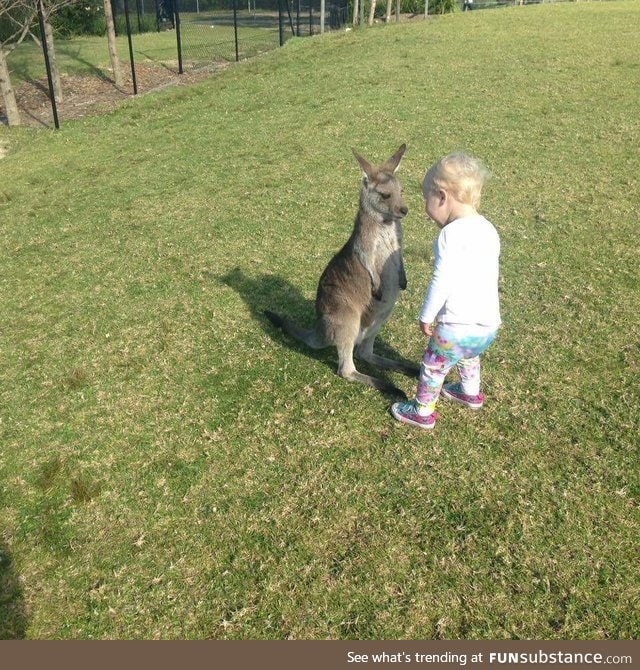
[386,204,408,223]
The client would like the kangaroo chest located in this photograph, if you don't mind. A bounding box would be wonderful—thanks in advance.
[374,223,403,288]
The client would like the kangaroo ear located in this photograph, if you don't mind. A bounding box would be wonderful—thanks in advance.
[383,143,407,174]
[352,148,375,182]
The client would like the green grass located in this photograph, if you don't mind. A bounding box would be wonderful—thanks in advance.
[1,0,639,639]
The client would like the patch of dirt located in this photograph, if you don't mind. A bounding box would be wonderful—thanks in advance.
[0,61,229,128]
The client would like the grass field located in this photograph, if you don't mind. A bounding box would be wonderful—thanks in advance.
[1,0,639,639]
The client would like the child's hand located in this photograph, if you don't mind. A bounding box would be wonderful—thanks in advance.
[419,321,434,338]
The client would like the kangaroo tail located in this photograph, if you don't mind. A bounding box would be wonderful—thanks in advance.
[264,310,287,329]
[264,310,327,350]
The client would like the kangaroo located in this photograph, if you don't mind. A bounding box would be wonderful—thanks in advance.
[265,144,419,396]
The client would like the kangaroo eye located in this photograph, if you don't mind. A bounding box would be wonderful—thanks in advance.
[379,193,391,200]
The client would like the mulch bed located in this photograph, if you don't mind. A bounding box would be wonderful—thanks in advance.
[1,61,228,128]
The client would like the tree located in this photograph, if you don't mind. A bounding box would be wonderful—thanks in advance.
[0,43,20,125]
[0,0,32,125]
[29,0,66,102]
[1,0,83,125]
[103,0,123,87]
[24,0,85,107]
[367,0,376,25]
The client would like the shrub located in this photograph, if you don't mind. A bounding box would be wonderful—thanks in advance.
[52,0,106,37]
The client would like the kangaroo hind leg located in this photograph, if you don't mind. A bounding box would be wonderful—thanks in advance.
[357,332,420,378]
[333,319,407,397]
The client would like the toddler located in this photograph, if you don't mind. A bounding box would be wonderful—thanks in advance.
[392,152,501,430]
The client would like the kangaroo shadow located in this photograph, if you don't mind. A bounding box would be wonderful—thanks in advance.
[220,267,418,397]
[0,542,28,639]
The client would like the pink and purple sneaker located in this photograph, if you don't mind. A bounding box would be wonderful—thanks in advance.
[441,383,485,409]
[391,401,437,430]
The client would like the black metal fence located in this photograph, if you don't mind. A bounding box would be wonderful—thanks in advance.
[110,0,348,70]
[8,0,576,130]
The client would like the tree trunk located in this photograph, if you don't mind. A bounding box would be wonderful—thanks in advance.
[0,45,20,126]
[368,0,377,24]
[43,17,63,103]
[103,0,123,87]
[352,0,359,25]
[385,0,392,21]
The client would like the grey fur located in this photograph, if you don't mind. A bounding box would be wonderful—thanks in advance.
[265,144,418,396]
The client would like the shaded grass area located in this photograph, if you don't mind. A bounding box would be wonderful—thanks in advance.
[1,1,639,638]
[7,32,181,83]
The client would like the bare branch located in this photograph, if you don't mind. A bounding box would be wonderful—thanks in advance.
[1,0,83,46]
[1,0,35,46]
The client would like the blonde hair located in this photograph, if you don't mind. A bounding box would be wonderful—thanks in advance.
[423,152,491,208]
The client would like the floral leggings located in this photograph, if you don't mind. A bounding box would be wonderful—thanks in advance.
[416,324,498,414]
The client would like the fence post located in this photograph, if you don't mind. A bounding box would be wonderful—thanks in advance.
[174,0,184,73]
[285,0,295,35]
[232,0,239,61]
[36,0,60,129]
[123,0,138,93]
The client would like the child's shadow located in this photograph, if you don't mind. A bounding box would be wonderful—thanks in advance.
[220,268,418,397]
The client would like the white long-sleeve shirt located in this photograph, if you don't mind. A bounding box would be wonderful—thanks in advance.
[419,215,501,328]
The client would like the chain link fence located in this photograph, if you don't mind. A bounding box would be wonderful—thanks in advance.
[109,0,348,70]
